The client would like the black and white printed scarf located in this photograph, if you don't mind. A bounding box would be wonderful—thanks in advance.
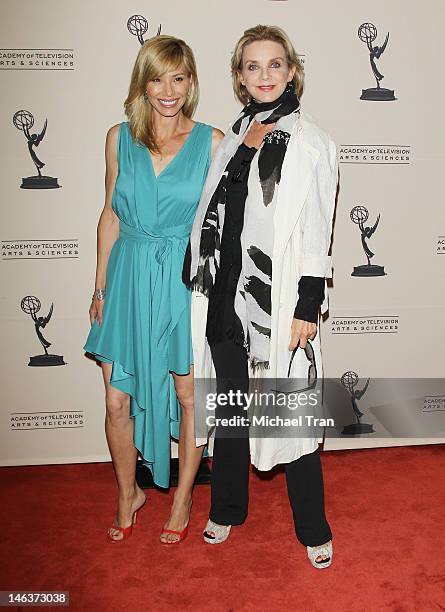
[186,83,300,369]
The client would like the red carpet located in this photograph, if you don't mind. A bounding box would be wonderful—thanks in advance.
[1,444,444,612]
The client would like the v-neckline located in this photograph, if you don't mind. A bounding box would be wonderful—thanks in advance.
[147,122,199,180]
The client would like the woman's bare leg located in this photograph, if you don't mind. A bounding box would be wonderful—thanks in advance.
[160,365,204,543]
[101,362,146,541]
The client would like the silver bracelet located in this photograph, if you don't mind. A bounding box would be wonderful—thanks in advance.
[94,288,106,301]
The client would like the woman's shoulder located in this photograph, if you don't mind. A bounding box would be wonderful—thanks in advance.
[194,122,224,156]
[299,110,336,152]
[107,121,128,136]
[105,122,131,163]
[210,126,224,148]
[104,123,122,155]
[106,122,129,147]
[208,127,224,158]
[210,126,224,139]
[194,121,223,137]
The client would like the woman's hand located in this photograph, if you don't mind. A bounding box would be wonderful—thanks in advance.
[89,296,105,327]
[289,318,317,351]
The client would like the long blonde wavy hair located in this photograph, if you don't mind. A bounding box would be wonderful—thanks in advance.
[124,35,199,154]
[231,25,304,105]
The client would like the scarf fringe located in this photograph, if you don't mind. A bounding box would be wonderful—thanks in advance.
[186,255,216,297]
[249,358,270,374]
[185,280,270,374]
[187,278,211,297]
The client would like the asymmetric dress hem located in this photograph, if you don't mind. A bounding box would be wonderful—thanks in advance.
[84,121,212,488]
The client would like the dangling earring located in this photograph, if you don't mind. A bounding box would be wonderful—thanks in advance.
[143,91,148,102]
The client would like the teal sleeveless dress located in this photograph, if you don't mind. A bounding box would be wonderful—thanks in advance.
[84,121,212,488]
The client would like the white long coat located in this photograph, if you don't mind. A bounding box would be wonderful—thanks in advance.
[191,110,338,470]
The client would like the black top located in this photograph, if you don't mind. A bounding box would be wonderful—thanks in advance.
[203,142,325,347]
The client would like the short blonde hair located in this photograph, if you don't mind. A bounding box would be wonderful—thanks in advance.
[231,25,304,105]
[124,35,199,153]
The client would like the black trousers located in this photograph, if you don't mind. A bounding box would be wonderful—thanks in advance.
[208,339,332,547]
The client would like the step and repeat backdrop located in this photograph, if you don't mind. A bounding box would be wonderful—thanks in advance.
[1,0,444,466]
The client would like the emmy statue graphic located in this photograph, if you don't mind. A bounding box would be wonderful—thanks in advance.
[350,205,386,277]
[358,22,396,101]
[341,371,374,435]
[127,14,161,45]
[21,296,66,366]
[13,110,60,189]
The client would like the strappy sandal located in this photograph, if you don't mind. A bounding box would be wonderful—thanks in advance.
[307,540,333,569]
[107,495,147,543]
[160,500,192,545]
[160,524,189,545]
[203,519,232,544]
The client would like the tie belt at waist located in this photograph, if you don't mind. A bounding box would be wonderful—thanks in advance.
[119,221,192,264]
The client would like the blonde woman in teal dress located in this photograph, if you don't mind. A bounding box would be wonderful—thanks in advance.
[84,35,223,543]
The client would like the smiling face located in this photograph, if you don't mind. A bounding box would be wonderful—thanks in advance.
[238,39,296,103]
[144,67,192,117]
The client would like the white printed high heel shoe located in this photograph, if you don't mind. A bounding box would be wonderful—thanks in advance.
[203,519,232,544]
[307,540,333,569]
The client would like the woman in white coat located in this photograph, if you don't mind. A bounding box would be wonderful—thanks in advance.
[184,25,338,568]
